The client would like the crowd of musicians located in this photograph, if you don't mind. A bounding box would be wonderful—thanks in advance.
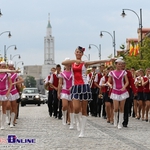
[44,46,150,138]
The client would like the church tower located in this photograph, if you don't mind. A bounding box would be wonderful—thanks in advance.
[42,14,55,79]
[44,13,55,65]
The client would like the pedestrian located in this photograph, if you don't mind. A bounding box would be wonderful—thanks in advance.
[0,61,12,130]
[62,46,109,137]
[49,64,62,119]
[7,61,24,127]
[100,66,114,124]
[107,57,129,129]
[57,58,74,129]
[141,68,150,122]
[121,62,137,127]
[44,67,56,117]
[87,66,97,117]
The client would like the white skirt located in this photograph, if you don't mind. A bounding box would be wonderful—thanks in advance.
[9,93,20,101]
[110,91,129,101]
[60,93,72,101]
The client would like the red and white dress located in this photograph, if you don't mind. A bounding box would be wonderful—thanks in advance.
[71,62,92,101]
[9,73,20,101]
[0,73,11,101]
[109,70,129,101]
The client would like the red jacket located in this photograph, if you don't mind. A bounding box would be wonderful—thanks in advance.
[126,70,137,94]
[143,76,150,93]
[48,75,53,91]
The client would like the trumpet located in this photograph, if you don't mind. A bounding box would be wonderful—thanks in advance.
[89,72,97,88]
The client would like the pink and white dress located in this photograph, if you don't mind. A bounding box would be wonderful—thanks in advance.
[59,71,73,101]
[0,73,11,101]
[9,73,20,101]
[109,70,129,101]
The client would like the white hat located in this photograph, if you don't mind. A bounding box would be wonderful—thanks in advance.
[7,60,14,66]
[115,57,124,63]
[0,61,6,66]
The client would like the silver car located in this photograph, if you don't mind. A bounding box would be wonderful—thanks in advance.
[21,88,41,106]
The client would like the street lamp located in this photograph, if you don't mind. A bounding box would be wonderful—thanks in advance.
[100,31,116,57]
[84,54,90,61]
[4,45,17,62]
[10,54,21,60]
[89,44,101,60]
[0,31,11,38]
[0,9,2,17]
[15,61,24,68]
[121,8,142,59]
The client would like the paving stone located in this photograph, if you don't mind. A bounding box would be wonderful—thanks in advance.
[0,104,150,150]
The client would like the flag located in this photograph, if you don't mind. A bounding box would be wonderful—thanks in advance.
[129,44,134,56]
[133,44,139,56]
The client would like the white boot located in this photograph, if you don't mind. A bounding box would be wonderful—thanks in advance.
[1,113,6,130]
[10,112,15,128]
[78,116,87,138]
[62,110,67,125]
[118,112,123,129]
[6,110,10,124]
[73,113,76,124]
[74,113,81,131]
[114,112,118,127]
[69,113,74,130]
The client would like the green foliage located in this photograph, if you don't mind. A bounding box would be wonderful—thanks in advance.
[24,76,36,87]
[124,37,150,70]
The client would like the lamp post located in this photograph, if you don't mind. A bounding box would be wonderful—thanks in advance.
[100,31,116,57]
[121,8,142,59]
[15,61,24,68]
[0,31,11,38]
[0,9,2,17]
[89,44,101,60]
[4,45,17,62]
[84,54,90,61]
[10,54,21,60]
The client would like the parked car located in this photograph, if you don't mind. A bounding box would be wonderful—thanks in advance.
[40,94,48,104]
[21,88,41,107]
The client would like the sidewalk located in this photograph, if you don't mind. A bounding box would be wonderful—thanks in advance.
[0,104,150,150]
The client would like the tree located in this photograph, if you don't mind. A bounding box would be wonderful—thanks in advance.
[124,37,150,70]
[24,76,36,88]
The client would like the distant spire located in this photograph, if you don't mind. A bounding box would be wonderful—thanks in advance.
[47,13,52,28]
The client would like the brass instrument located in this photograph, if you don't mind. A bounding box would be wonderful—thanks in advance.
[89,72,97,88]
[98,93,103,99]
[44,82,54,91]
[137,76,142,86]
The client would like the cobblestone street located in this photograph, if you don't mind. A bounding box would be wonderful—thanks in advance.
[0,104,150,150]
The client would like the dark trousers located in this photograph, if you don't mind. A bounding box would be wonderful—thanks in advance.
[53,90,62,118]
[47,90,53,116]
[97,98,102,117]
[97,98,106,117]
[90,88,98,116]
[123,90,133,125]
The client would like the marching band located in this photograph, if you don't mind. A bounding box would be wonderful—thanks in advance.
[44,46,150,138]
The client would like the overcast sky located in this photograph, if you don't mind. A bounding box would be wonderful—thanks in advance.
[1,0,150,68]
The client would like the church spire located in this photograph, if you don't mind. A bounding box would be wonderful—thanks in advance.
[47,13,52,28]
